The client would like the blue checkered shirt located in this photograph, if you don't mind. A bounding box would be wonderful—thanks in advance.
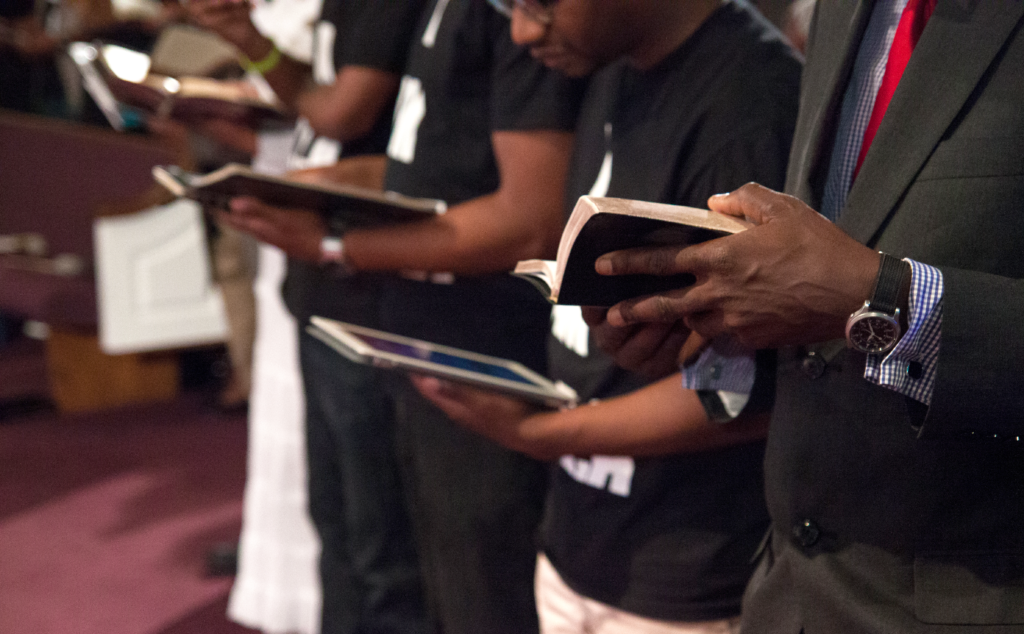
[683,0,943,406]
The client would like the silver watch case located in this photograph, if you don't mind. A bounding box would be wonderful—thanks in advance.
[845,301,901,355]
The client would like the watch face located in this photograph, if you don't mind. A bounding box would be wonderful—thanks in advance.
[848,314,900,354]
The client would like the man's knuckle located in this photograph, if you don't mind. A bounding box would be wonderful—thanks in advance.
[652,296,678,321]
[722,313,743,331]
[701,242,731,271]
[737,182,758,196]
[616,300,638,322]
[633,249,669,275]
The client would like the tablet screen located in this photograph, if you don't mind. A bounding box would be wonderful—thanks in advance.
[350,333,537,385]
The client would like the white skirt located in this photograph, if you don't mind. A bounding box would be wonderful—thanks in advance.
[227,244,322,634]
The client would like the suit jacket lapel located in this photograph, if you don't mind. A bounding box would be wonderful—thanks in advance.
[786,0,874,207]
[839,0,1024,245]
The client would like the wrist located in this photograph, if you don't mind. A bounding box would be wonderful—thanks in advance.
[519,410,568,461]
[319,234,355,275]
[830,247,886,340]
[845,252,912,354]
[238,32,275,68]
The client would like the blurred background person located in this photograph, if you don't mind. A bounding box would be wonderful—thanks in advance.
[182,0,431,632]
[217,0,588,630]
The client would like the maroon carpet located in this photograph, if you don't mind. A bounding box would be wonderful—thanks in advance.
[0,393,258,634]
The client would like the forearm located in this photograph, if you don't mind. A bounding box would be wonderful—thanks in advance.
[72,0,116,35]
[184,3,312,107]
[294,66,400,142]
[512,374,769,461]
[236,34,311,108]
[343,193,560,275]
[343,129,571,275]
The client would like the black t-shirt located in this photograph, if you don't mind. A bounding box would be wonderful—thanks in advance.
[543,1,801,622]
[375,0,586,371]
[281,0,426,327]
[321,0,430,156]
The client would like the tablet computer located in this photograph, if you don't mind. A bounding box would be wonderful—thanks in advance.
[67,42,146,131]
[307,316,578,409]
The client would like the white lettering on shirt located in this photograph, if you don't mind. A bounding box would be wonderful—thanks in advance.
[312,21,337,85]
[421,0,451,49]
[387,76,427,164]
[559,455,635,497]
[551,305,589,357]
[589,123,614,198]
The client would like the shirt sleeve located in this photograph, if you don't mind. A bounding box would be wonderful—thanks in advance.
[487,9,587,133]
[864,259,943,406]
[336,0,429,74]
[679,335,756,394]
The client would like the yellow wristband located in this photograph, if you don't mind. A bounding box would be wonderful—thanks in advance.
[243,43,281,75]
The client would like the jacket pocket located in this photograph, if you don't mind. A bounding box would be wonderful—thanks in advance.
[915,552,1024,624]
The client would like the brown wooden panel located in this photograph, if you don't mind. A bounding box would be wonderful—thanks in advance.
[46,326,179,413]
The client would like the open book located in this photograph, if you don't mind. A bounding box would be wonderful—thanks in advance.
[513,196,751,306]
[153,163,446,228]
[77,40,287,126]
[111,73,288,125]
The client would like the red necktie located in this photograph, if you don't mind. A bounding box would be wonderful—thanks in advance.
[853,0,937,179]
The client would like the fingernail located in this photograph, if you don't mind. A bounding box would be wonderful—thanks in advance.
[595,257,612,275]
[606,307,624,327]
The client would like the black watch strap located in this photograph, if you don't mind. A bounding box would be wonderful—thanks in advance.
[696,390,735,424]
[869,252,908,315]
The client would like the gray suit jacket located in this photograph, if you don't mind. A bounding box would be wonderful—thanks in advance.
[743,1,1024,632]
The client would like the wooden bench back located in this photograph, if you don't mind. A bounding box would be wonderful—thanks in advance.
[0,110,178,259]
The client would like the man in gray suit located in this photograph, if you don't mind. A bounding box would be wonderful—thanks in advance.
[586,0,1024,631]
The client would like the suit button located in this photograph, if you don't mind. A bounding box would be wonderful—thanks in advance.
[793,519,821,548]
[800,352,826,379]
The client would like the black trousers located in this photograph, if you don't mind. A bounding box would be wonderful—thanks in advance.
[391,379,548,634]
[301,330,428,634]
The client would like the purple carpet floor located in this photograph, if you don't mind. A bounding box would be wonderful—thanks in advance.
[0,393,258,634]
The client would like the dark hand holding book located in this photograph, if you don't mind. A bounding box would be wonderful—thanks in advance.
[513,196,751,306]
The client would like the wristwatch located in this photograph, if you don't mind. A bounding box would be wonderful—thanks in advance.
[320,235,354,276]
[845,252,910,354]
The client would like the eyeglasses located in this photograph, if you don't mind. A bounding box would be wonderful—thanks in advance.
[486,0,554,24]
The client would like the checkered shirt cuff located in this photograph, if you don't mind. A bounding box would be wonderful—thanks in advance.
[864,259,943,406]
[680,335,756,395]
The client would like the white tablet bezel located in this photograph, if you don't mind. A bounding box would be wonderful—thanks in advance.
[307,316,577,408]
